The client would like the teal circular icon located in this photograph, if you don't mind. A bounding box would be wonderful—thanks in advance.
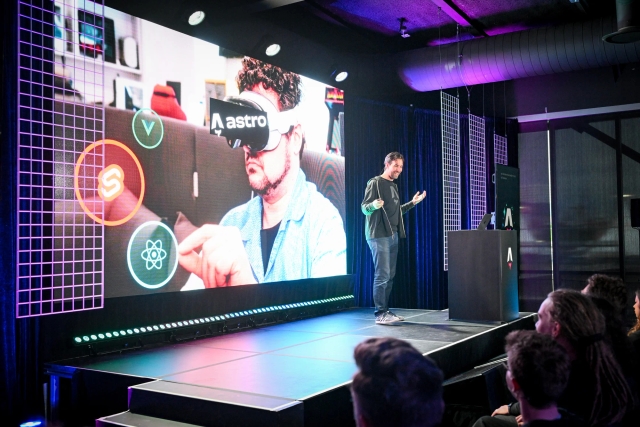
[127,221,178,289]
[132,108,164,149]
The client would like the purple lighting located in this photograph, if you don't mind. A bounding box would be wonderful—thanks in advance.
[16,0,106,318]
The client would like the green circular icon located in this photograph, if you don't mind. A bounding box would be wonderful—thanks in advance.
[132,108,164,149]
[127,221,178,289]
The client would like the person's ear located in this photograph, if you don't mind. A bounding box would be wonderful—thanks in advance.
[551,321,561,339]
[290,124,303,155]
[506,369,521,396]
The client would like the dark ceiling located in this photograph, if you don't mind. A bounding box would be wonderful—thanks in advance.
[104,0,624,102]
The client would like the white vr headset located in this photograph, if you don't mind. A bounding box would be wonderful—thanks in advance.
[224,91,299,152]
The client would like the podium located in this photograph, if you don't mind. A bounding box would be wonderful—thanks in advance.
[448,230,519,323]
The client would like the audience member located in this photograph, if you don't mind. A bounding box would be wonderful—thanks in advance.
[582,274,627,317]
[351,337,444,427]
[582,275,637,390]
[476,290,632,427]
[628,290,640,337]
[503,330,584,426]
[628,290,640,366]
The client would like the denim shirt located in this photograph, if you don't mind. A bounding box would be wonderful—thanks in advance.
[182,169,346,288]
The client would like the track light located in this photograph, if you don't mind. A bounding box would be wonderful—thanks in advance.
[265,43,281,56]
[399,17,410,38]
[329,65,349,83]
[188,11,205,26]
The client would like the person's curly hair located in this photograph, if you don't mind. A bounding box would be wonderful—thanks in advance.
[585,274,627,315]
[505,330,570,409]
[351,337,444,427]
[236,57,302,111]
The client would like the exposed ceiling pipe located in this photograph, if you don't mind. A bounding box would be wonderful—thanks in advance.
[397,16,640,92]
[603,0,640,43]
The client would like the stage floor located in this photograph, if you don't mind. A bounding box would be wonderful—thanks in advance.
[47,308,535,426]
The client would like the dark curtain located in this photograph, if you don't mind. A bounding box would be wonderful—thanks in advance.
[345,98,449,310]
[345,97,518,312]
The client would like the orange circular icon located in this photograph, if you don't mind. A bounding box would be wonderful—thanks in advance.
[74,139,146,226]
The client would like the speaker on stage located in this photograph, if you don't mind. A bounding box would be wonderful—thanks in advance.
[631,198,640,230]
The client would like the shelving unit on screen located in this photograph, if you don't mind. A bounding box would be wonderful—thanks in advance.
[17,0,106,317]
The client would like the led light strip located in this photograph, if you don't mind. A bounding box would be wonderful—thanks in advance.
[73,295,354,344]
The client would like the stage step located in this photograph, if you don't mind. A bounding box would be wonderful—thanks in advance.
[125,380,304,427]
[97,410,200,427]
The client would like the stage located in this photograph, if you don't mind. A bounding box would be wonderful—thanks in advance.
[45,308,536,427]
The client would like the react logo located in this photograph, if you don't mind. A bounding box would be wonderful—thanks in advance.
[141,239,167,270]
[127,221,178,289]
[98,164,125,201]
[507,247,513,270]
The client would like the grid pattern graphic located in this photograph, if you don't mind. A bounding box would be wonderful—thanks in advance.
[17,0,105,317]
[441,92,461,271]
[494,134,508,165]
[469,114,486,229]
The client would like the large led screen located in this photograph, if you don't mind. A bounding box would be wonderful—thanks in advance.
[54,1,346,299]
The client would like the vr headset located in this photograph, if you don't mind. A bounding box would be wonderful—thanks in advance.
[209,91,298,152]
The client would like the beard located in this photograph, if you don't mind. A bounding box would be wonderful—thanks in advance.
[247,150,291,197]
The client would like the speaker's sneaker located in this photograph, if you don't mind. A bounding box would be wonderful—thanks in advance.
[387,311,405,321]
[375,312,400,325]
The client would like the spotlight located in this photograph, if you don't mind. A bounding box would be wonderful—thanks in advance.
[188,11,205,26]
[265,43,281,56]
[399,18,410,38]
[334,71,348,82]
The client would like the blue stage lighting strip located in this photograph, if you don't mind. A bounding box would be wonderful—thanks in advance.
[73,295,355,344]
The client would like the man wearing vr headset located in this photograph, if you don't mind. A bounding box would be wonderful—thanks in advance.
[178,58,346,288]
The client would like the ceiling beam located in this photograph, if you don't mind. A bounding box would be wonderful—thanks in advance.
[429,0,488,37]
[239,0,304,14]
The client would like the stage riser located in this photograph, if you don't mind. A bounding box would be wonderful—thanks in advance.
[97,411,201,427]
[428,315,536,378]
[43,309,536,426]
[128,383,304,427]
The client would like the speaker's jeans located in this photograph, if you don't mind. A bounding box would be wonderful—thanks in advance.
[367,233,399,316]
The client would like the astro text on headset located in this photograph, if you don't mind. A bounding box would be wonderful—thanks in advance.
[209,91,299,152]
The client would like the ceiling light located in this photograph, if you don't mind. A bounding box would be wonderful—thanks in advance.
[334,71,348,82]
[265,43,281,56]
[399,17,410,38]
[188,11,205,26]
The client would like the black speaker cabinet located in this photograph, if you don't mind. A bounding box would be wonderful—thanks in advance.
[448,230,519,323]
[631,199,640,230]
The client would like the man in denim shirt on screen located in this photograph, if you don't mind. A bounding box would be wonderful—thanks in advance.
[179,58,346,288]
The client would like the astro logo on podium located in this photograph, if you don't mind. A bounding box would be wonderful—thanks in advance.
[507,247,513,270]
[502,206,515,230]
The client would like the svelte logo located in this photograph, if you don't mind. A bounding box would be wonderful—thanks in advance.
[98,164,125,201]
[507,247,513,270]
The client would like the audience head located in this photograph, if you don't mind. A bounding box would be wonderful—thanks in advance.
[351,337,444,427]
[582,274,627,316]
[504,330,570,409]
[536,289,631,426]
[630,290,640,335]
